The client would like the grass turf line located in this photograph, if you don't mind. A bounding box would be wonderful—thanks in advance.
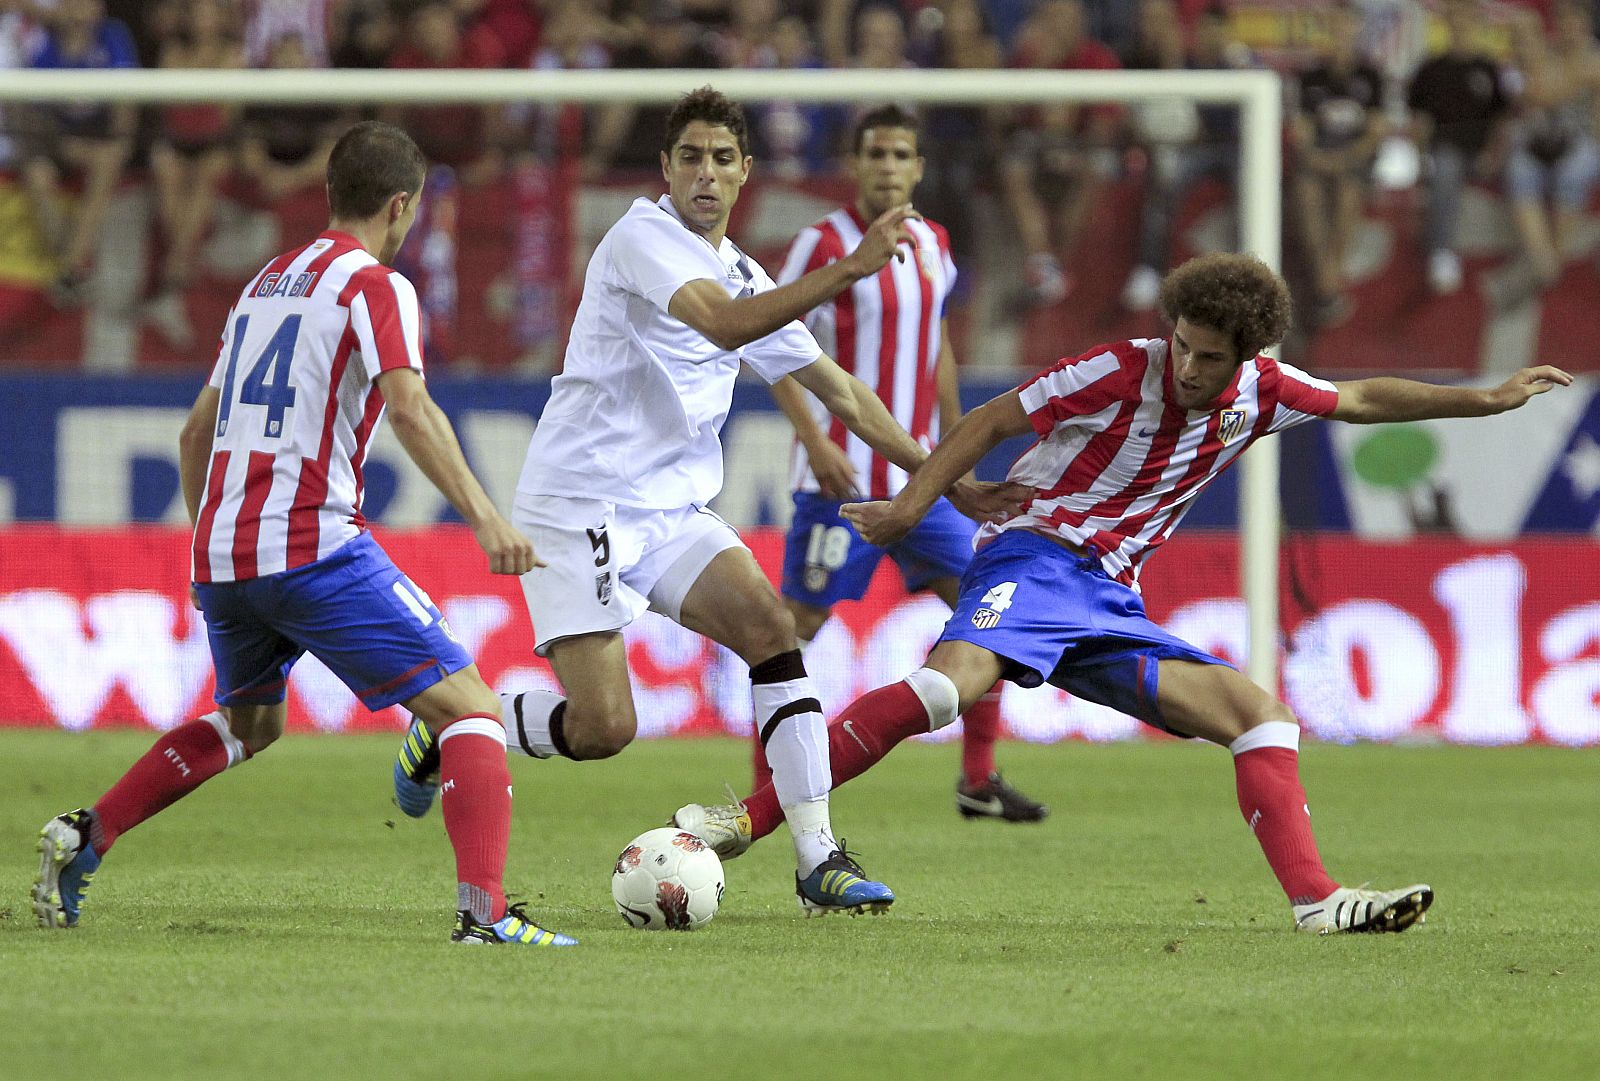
[2,730,1596,1081]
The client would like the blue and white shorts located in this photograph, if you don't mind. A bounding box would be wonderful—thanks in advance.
[195,531,472,711]
[781,492,975,607]
[938,530,1229,734]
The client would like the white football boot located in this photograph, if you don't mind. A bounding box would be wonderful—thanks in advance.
[671,801,753,860]
[1293,884,1433,935]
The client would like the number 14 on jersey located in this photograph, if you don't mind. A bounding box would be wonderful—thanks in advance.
[217,314,301,438]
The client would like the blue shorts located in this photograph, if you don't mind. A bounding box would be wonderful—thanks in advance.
[938,530,1229,734]
[194,532,472,711]
[781,492,975,606]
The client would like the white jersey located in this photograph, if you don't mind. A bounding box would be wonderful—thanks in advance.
[518,195,821,510]
[192,231,424,583]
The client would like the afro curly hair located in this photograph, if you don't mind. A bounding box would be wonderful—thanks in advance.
[1158,253,1293,363]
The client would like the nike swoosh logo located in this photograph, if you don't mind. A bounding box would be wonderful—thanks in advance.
[842,720,870,755]
[956,793,1004,815]
[1137,427,1157,437]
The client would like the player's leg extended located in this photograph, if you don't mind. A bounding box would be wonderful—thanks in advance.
[395,497,645,813]
[676,547,894,914]
[514,632,639,761]
[34,577,289,930]
[33,704,267,930]
[403,665,575,947]
[927,574,1047,824]
[394,631,638,815]
[688,639,1006,853]
[751,597,832,791]
[1155,660,1432,935]
[758,492,881,790]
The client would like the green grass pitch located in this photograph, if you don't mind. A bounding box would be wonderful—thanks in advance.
[3,729,1596,1081]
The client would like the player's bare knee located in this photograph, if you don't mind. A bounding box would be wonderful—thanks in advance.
[563,698,636,760]
[1240,696,1298,733]
[222,705,283,755]
[735,607,798,666]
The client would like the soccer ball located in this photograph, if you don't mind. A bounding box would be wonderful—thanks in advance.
[611,827,724,931]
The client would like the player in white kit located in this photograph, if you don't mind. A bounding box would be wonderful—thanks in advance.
[393,87,1018,915]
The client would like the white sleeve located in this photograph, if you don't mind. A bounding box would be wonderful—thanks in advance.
[739,256,822,384]
[608,205,727,312]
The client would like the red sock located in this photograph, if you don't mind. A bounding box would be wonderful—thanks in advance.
[92,714,246,854]
[959,686,1002,787]
[743,679,932,841]
[1233,746,1339,905]
[437,713,513,924]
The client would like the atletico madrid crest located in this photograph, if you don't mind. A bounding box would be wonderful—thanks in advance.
[971,608,1002,630]
[1218,408,1248,445]
[595,572,613,605]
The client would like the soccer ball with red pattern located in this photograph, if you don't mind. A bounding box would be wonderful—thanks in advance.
[611,827,724,930]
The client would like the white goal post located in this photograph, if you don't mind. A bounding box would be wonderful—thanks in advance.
[0,66,1287,690]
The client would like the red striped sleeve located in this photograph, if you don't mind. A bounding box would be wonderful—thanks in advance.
[343,266,421,375]
[1269,359,1340,425]
[1018,343,1133,437]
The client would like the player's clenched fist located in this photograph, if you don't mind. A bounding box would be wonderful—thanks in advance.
[475,515,543,575]
[842,499,915,547]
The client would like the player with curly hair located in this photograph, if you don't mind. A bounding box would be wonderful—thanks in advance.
[676,251,1573,934]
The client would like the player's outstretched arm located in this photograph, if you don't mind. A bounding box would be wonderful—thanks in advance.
[1330,365,1573,424]
[375,368,540,576]
[769,375,861,499]
[843,391,1035,547]
[668,204,919,350]
[790,352,927,476]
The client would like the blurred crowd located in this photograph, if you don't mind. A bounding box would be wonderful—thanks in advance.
[2,0,1599,366]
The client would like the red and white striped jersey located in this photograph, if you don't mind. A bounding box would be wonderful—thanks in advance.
[191,231,425,583]
[992,337,1339,588]
[778,207,956,499]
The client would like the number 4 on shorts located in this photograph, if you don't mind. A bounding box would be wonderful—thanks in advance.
[980,582,1017,612]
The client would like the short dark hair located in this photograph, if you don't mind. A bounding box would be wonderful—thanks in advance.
[663,86,750,156]
[850,104,920,154]
[1159,252,1292,362]
[326,121,427,220]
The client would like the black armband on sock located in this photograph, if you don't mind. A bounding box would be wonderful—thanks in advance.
[511,693,535,758]
[548,700,574,760]
[749,648,807,685]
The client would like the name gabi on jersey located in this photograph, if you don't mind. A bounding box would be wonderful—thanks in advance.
[252,270,321,300]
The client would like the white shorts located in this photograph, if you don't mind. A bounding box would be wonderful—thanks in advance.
[512,494,746,656]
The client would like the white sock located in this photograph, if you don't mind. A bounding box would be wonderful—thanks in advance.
[784,796,837,877]
[750,650,835,874]
[752,659,830,806]
[500,690,568,758]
